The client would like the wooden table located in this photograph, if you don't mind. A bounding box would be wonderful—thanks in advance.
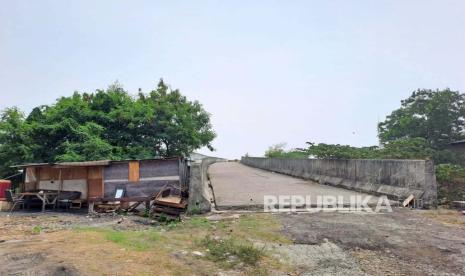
[87,196,152,214]
[18,191,59,212]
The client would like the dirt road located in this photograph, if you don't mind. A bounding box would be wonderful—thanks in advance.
[209,162,382,209]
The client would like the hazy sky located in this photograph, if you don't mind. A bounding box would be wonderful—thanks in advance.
[1,1,465,159]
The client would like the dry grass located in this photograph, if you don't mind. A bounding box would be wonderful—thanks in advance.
[422,208,465,227]
[54,230,195,276]
[0,213,294,275]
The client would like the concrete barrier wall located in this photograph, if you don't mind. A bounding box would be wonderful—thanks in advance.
[241,157,437,207]
[187,157,224,213]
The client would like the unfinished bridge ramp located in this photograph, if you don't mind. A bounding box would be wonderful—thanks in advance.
[209,162,380,210]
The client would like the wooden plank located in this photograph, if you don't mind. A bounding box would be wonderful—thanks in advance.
[40,167,60,180]
[88,196,151,203]
[157,195,182,204]
[61,168,71,180]
[37,167,59,180]
[62,167,88,180]
[39,167,51,180]
[128,161,140,182]
[152,207,183,216]
[74,167,88,179]
[88,167,103,180]
[25,167,37,182]
[127,201,143,212]
[88,179,104,198]
[403,194,415,207]
[24,182,37,192]
[154,199,187,209]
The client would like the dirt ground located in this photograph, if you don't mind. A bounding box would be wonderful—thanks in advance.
[1,208,464,275]
[278,208,465,275]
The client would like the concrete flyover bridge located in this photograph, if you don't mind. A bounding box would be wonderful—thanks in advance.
[208,156,437,211]
[208,161,382,210]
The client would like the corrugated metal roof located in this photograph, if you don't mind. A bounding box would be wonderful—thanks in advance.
[54,160,111,167]
[11,157,182,168]
[11,161,110,168]
[11,162,51,168]
[110,156,182,163]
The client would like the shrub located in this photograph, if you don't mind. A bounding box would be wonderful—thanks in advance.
[436,164,465,203]
[436,164,465,183]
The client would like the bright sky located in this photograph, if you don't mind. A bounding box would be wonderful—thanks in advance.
[1,1,465,159]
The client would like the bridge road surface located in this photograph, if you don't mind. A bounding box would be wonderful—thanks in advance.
[209,162,382,210]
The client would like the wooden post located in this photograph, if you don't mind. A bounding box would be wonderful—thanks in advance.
[88,202,95,214]
[36,192,46,212]
[57,169,63,209]
[59,169,63,191]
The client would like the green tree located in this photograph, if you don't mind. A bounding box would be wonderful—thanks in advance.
[305,142,379,159]
[0,108,33,177]
[264,143,308,159]
[378,137,434,159]
[378,89,465,149]
[0,80,216,177]
[265,138,444,161]
[144,80,216,156]
[265,143,287,158]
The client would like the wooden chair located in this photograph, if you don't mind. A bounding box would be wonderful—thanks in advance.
[5,189,25,212]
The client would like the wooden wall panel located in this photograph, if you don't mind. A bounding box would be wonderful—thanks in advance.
[88,179,103,198]
[39,167,50,180]
[62,168,87,180]
[25,167,37,182]
[43,167,61,180]
[61,169,71,180]
[128,161,140,182]
[41,167,88,181]
[24,182,37,192]
[88,167,103,180]
[74,167,87,179]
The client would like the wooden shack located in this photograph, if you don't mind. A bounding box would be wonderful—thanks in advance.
[14,158,189,203]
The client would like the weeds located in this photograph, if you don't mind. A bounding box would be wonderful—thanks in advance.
[31,226,42,234]
[142,209,150,218]
[200,236,264,267]
[186,206,202,215]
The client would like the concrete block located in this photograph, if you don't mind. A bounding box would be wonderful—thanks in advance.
[187,157,225,213]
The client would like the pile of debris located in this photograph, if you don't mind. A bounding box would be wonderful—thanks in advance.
[151,185,187,220]
[91,184,188,220]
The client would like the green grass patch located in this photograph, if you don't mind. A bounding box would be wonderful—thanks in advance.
[200,236,264,268]
[236,214,291,244]
[185,217,212,229]
[73,226,101,232]
[73,227,162,251]
[105,230,161,251]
